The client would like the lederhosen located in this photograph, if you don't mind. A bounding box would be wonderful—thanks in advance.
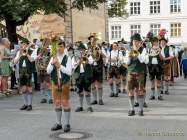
[162,46,171,80]
[50,55,70,102]
[127,47,146,96]
[19,49,33,86]
[92,55,103,83]
[37,48,51,83]
[109,50,120,79]
[148,49,162,81]
[119,50,127,77]
[74,63,93,94]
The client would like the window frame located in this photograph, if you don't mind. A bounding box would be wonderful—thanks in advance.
[130,24,141,36]
[170,0,181,13]
[150,24,161,35]
[150,1,161,14]
[170,23,181,38]
[111,25,122,40]
[129,2,141,16]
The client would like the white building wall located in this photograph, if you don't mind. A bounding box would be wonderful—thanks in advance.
[109,0,187,46]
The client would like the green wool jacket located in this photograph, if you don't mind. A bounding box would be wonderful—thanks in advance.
[50,55,70,85]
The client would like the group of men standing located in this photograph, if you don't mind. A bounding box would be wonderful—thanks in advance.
[13,32,178,133]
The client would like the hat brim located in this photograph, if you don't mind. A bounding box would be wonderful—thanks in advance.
[159,38,168,42]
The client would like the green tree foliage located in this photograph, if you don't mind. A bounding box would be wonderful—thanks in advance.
[0,0,106,43]
[108,0,128,17]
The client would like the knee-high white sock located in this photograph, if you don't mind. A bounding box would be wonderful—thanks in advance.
[92,87,97,101]
[23,93,28,105]
[98,88,103,100]
[79,94,84,107]
[64,108,71,125]
[55,108,62,125]
[151,87,155,96]
[138,95,144,111]
[27,93,33,106]
[129,96,135,111]
[85,94,91,107]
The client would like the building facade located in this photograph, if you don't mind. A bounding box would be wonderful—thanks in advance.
[109,0,187,46]
[15,3,108,43]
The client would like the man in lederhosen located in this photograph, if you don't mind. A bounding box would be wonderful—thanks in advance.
[47,41,72,132]
[126,33,148,116]
[108,42,123,97]
[31,39,53,104]
[74,43,94,112]
[119,42,128,94]
[14,40,34,111]
[90,41,104,105]
[148,37,164,101]
[160,37,174,95]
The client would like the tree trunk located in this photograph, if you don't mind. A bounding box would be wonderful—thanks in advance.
[5,19,18,44]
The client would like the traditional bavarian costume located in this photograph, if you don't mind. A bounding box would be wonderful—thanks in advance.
[102,42,109,80]
[119,46,128,94]
[147,37,163,101]
[126,33,148,116]
[160,37,174,95]
[14,41,34,111]
[74,43,94,112]
[47,41,72,132]
[90,46,104,105]
[31,41,52,104]
[108,43,123,97]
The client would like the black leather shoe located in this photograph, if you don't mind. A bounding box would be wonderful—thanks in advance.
[143,102,148,108]
[138,110,144,116]
[98,100,104,105]
[165,91,169,95]
[64,124,71,133]
[114,93,119,97]
[48,99,53,104]
[75,107,83,112]
[149,95,155,100]
[87,107,93,112]
[91,100,98,105]
[40,98,47,103]
[110,92,115,97]
[128,110,135,116]
[118,89,121,93]
[134,102,139,107]
[51,124,62,131]
[20,105,28,110]
[26,105,32,111]
[122,89,127,94]
[160,91,164,94]
[158,96,164,101]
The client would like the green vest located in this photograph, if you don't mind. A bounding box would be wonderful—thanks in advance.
[74,63,93,81]
[164,46,170,64]
[50,55,70,85]
[128,47,146,73]
[19,55,33,74]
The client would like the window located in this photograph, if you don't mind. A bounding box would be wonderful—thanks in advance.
[170,0,181,13]
[130,2,141,15]
[130,25,141,36]
[150,1,160,14]
[150,24,161,35]
[171,23,181,37]
[111,25,121,40]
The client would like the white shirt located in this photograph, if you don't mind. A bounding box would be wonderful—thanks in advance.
[161,46,174,58]
[126,48,149,65]
[47,54,72,77]
[107,49,123,66]
[72,54,93,73]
